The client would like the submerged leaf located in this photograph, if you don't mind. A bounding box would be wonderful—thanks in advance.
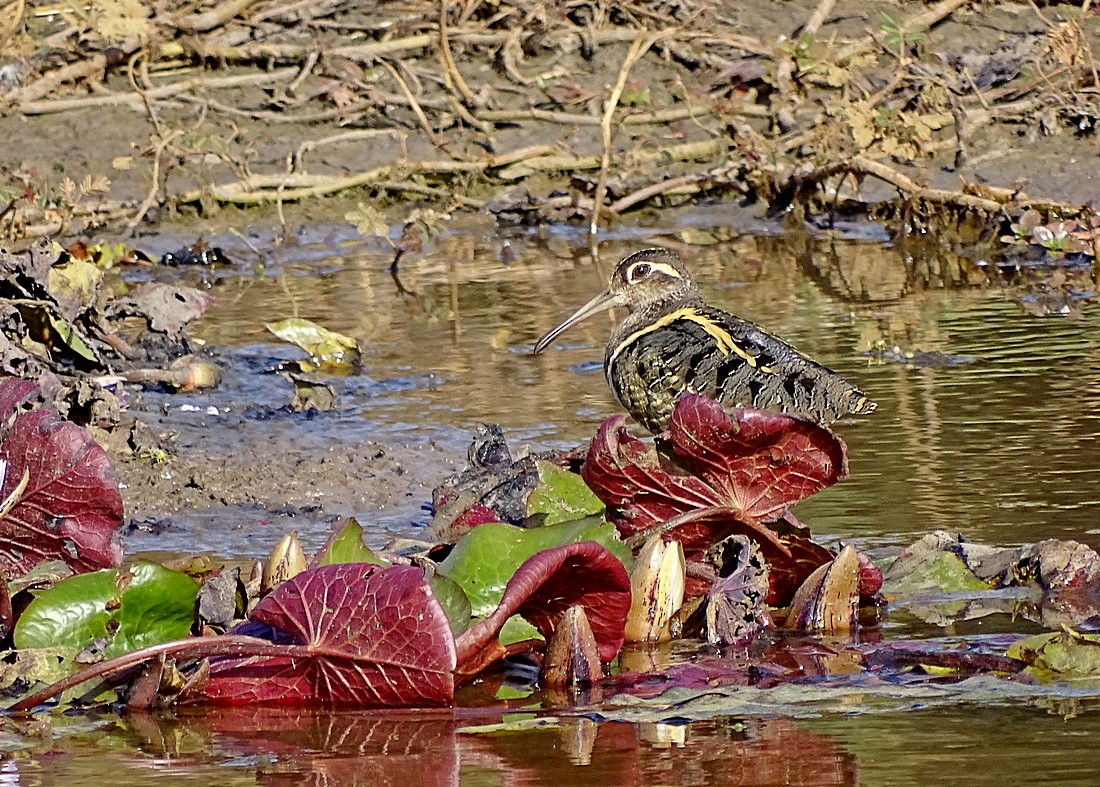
[266,318,361,369]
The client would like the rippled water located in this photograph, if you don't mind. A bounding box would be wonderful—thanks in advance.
[14,207,1100,783]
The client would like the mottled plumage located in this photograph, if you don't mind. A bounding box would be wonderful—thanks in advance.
[534,248,876,432]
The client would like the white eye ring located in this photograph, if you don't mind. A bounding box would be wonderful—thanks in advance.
[628,262,652,282]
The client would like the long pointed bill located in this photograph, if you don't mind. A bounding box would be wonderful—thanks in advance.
[532,288,617,354]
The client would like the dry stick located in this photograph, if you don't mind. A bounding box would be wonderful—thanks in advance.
[478,102,767,127]
[848,156,1002,212]
[377,58,448,151]
[17,68,299,115]
[292,129,407,172]
[438,0,479,106]
[2,0,24,40]
[590,31,663,244]
[609,173,726,214]
[498,137,727,178]
[125,130,183,236]
[774,0,836,105]
[174,0,264,32]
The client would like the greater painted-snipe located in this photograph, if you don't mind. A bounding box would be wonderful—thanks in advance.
[533,248,876,432]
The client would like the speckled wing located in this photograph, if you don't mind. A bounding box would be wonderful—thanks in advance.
[606,305,875,432]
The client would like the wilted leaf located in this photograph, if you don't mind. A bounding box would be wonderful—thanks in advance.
[47,258,103,320]
[266,318,361,369]
[286,372,336,412]
[14,561,199,659]
[204,564,456,707]
[436,518,630,618]
[0,379,123,577]
[345,203,390,239]
[526,460,605,525]
[109,283,214,339]
[701,535,769,646]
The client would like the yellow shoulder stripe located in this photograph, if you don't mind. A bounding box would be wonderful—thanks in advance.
[609,307,763,369]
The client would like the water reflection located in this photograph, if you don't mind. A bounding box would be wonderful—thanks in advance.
[159,215,1100,552]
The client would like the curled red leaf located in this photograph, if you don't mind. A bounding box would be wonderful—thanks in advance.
[455,541,631,671]
[204,564,456,707]
[0,378,123,576]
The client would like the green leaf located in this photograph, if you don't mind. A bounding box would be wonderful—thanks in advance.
[47,314,99,363]
[436,518,630,618]
[14,561,199,660]
[882,551,991,596]
[526,460,605,525]
[266,318,361,369]
[314,519,388,567]
[1009,630,1100,677]
[428,573,472,636]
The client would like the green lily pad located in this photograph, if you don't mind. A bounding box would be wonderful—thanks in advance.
[1009,629,1100,677]
[428,573,472,636]
[14,561,199,660]
[436,517,630,618]
[314,518,388,567]
[266,318,361,368]
[526,460,605,525]
[882,551,991,597]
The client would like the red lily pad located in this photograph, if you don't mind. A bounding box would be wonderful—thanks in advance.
[204,563,456,707]
[0,378,123,577]
[581,395,849,604]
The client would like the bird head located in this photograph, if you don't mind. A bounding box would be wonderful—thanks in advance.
[533,248,697,354]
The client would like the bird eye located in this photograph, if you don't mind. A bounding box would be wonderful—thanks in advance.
[628,262,652,282]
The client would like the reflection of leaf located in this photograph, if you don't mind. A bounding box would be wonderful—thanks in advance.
[205,564,456,707]
[0,379,123,577]
[266,318,361,368]
[14,561,198,659]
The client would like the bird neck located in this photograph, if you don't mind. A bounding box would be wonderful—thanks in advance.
[609,289,704,348]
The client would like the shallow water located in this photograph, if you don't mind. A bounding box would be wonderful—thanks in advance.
[20,206,1100,783]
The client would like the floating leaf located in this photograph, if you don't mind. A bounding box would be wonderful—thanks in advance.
[1009,629,1100,677]
[0,379,123,577]
[455,541,632,671]
[526,460,605,525]
[436,518,630,618]
[266,318,362,369]
[14,561,198,660]
[204,564,456,707]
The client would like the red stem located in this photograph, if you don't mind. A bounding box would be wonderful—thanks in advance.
[8,635,313,713]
